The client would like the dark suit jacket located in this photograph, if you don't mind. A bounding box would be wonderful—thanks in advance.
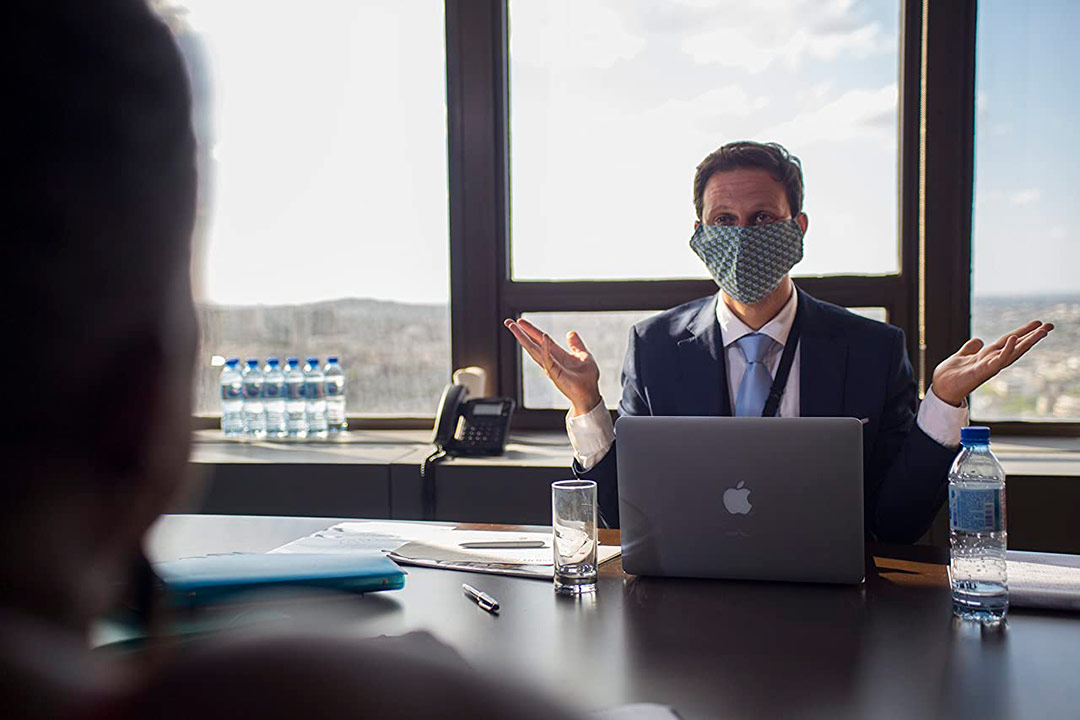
[574,287,956,543]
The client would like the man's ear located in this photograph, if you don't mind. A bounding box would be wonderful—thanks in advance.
[795,212,809,234]
[694,220,701,230]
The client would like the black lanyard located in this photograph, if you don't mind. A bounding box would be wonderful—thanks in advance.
[760,305,802,418]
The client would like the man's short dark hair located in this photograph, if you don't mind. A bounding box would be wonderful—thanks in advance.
[693,141,804,220]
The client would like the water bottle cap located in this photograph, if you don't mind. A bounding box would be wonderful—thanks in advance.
[225,358,239,367]
[307,356,319,364]
[267,356,279,365]
[961,426,991,444]
[286,356,299,365]
[246,359,259,367]
[327,356,339,364]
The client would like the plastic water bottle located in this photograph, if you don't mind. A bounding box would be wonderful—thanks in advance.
[262,357,287,438]
[241,358,266,438]
[324,356,347,433]
[948,426,1008,624]
[283,357,307,437]
[219,358,243,437]
[304,356,328,437]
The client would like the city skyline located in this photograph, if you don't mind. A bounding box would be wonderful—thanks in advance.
[194,293,1080,421]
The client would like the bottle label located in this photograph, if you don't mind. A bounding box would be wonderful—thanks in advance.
[264,384,282,398]
[221,384,242,400]
[242,384,261,399]
[305,382,323,399]
[325,381,342,396]
[286,382,302,400]
[949,486,1003,533]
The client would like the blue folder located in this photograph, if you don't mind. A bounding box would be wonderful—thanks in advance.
[154,552,406,608]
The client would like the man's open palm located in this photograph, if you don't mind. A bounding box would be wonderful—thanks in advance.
[932,320,1054,406]
[504,318,602,416]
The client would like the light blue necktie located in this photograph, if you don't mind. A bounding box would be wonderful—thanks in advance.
[734,333,777,417]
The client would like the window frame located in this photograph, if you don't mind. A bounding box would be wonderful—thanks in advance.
[443,0,1076,436]
[195,0,1077,437]
[446,0,921,429]
[918,0,1077,436]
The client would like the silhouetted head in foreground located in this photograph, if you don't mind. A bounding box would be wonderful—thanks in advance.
[0,2,581,718]
[2,0,198,629]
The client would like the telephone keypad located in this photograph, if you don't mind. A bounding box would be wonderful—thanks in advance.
[444,396,515,456]
[460,418,502,448]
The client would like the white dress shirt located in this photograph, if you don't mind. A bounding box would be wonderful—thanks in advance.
[567,289,969,470]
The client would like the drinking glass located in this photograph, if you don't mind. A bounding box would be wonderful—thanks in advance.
[552,479,598,594]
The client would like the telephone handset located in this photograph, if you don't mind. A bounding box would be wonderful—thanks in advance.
[432,383,515,457]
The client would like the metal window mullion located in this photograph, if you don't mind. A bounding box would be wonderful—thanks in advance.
[446,0,509,397]
[919,0,977,391]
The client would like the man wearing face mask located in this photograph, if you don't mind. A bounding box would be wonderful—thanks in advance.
[505,141,1053,542]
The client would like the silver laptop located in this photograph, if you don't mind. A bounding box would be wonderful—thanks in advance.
[616,416,865,584]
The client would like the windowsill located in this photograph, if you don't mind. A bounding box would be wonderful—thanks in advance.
[190,428,432,465]
[988,436,1080,478]
[189,429,1080,476]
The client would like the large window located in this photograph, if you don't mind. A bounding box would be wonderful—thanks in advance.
[504,0,908,412]
[972,0,1080,421]
[163,0,451,416]
[508,0,902,281]
[161,0,1075,434]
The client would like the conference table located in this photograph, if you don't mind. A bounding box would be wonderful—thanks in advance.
[146,514,1080,720]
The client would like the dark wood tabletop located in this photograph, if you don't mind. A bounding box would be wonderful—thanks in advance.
[146,515,1080,720]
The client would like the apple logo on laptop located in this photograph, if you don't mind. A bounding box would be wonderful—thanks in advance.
[723,481,752,515]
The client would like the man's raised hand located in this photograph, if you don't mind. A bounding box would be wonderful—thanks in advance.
[932,320,1054,407]
[503,318,602,416]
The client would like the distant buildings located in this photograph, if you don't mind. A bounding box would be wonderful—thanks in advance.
[195,295,1080,423]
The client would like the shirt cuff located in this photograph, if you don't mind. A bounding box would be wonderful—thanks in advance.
[565,399,616,471]
[917,385,969,448]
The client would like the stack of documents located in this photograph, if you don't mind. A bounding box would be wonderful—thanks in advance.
[1007,550,1080,611]
[271,521,621,580]
[390,530,621,579]
[271,521,459,555]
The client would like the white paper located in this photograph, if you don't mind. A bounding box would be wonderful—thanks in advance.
[394,531,555,566]
[1007,551,1080,611]
[270,521,620,580]
[389,540,621,579]
[555,524,593,564]
[269,520,456,554]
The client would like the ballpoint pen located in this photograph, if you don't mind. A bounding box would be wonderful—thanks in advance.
[462,583,500,614]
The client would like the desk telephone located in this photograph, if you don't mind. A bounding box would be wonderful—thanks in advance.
[422,382,514,520]
[432,383,515,456]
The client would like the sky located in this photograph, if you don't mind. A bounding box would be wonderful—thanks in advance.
[171,0,1076,306]
[510,0,901,282]
[175,0,450,306]
[972,0,1080,298]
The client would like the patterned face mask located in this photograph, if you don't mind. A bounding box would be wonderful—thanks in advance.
[689,219,804,305]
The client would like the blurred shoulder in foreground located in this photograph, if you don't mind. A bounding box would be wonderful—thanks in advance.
[0,2,582,718]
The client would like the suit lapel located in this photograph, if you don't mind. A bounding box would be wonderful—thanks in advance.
[675,294,730,417]
[797,289,848,417]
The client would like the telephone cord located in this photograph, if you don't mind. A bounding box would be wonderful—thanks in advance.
[420,448,448,520]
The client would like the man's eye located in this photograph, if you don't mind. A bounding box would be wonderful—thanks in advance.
[753,212,775,225]
[711,216,735,226]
